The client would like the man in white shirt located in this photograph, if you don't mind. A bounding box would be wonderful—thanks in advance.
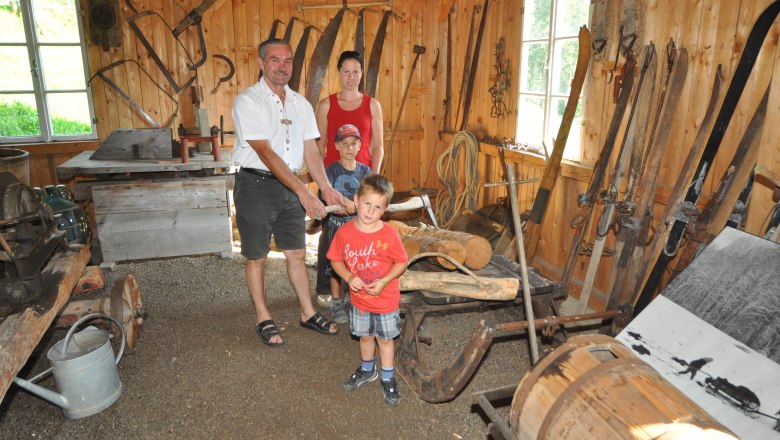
[232,38,344,346]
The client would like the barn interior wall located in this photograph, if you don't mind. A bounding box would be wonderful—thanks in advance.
[8,0,779,309]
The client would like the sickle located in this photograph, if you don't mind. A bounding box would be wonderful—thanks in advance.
[211,54,235,93]
[290,24,321,91]
[305,8,348,108]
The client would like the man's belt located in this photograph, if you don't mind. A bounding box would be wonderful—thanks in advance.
[241,168,277,179]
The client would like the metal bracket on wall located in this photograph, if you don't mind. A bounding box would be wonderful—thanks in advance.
[126,10,197,94]
[297,0,392,12]
[88,59,179,128]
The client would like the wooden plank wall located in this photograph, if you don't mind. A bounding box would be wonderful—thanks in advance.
[5,0,779,310]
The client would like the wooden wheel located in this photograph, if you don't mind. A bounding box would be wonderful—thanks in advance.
[110,273,144,350]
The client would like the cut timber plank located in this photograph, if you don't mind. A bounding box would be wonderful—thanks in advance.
[92,178,232,262]
[0,245,91,402]
[96,207,231,262]
[92,179,229,213]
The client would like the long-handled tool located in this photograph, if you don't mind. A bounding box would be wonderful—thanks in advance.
[499,150,540,364]
[382,44,426,175]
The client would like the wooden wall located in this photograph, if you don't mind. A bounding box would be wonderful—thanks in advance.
[7,0,779,309]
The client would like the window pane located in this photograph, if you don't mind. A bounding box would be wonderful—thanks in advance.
[522,0,551,40]
[555,0,588,37]
[0,94,42,136]
[48,92,92,135]
[516,95,545,147]
[33,0,79,44]
[521,42,549,93]
[551,38,580,96]
[0,46,34,90]
[40,45,85,90]
[0,1,26,43]
[548,97,583,161]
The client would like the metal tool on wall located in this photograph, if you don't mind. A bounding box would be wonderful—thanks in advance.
[211,54,235,94]
[365,9,403,98]
[459,0,489,131]
[88,59,179,129]
[290,23,323,91]
[171,0,219,70]
[297,0,393,12]
[126,10,197,94]
[305,7,352,107]
[382,44,426,175]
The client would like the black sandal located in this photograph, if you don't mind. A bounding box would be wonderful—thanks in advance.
[256,320,285,346]
[300,311,338,335]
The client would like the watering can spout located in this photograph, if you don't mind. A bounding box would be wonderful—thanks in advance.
[12,376,69,409]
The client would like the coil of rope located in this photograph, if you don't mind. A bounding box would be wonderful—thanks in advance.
[435,130,480,227]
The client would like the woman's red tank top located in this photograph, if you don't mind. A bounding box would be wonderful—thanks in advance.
[324,93,373,168]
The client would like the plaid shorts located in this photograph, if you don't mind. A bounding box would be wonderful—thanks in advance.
[348,304,401,340]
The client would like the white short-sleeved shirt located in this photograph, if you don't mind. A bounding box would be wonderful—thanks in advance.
[231,78,320,172]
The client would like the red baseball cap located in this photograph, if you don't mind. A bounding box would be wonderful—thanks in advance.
[335,124,361,142]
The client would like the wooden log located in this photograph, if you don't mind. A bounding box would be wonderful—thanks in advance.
[401,235,465,269]
[72,265,105,295]
[0,245,91,401]
[388,220,492,269]
[399,270,519,301]
[400,236,421,258]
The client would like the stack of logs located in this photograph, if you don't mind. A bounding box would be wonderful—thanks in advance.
[388,220,493,270]
[389,220,519,301]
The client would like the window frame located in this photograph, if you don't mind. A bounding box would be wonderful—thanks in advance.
[516,0,587,163]
[0,0,97,144]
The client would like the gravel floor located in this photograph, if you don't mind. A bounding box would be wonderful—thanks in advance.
[0,250,592,439]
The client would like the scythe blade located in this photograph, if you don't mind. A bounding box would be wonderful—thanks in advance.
[305,8,348,108]
[365,10,393,98]
[355,9,366,92]
[290,24,319,91]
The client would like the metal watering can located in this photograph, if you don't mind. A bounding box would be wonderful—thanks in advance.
[13,313,126,419]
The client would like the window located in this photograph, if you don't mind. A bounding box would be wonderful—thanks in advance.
[0,0,95,143]
[516,0,588,162]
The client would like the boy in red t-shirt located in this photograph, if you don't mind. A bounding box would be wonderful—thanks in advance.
[327,174,408,406]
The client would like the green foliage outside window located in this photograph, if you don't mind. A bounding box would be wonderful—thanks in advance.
[0,101,90,136]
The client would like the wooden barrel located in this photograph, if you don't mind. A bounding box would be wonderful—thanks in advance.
[0,148,30,186]
[509,334,737,440]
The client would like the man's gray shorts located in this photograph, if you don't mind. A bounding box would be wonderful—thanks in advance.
[234,170,305,259]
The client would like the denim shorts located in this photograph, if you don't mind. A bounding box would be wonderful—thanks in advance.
[348,304,401,340]
[234,170,304,259]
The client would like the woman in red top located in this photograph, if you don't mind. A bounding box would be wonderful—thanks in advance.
[316,51,384,174]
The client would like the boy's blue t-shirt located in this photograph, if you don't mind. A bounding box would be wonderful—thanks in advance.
[326,161,372,201]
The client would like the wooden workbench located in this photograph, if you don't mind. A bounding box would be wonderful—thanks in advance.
[57,151,234,264]
[56,150,232,181]
[0,245,91,402]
